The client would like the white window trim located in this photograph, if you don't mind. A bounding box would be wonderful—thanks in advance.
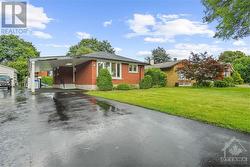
[96,60,122,79]
[128,64,138,73]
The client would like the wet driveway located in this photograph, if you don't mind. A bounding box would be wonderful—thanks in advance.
[0,88,249,167]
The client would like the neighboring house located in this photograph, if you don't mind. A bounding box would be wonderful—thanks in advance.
[0,64,18,87]
[29,52,147,91]
[146,60,233,87]
[146,60,192,87]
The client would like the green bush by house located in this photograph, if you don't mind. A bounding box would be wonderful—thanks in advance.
[193,80,213,87]
[41,76,53,86]
[223,77,235,87]
[139,75,152,89]
[145,68,166,87]
[214,80,229,87]
[116,83,131,90]
[96,69,113,91]
[232,71,244,84]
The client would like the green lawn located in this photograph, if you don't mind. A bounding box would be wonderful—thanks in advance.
[88,87,250,133]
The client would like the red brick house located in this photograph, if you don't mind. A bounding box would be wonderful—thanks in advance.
[29,52,147,91]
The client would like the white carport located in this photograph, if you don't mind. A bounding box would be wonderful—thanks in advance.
[29,56,91,93]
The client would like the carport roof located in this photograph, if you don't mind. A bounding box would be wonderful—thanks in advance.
[30,52,148,65]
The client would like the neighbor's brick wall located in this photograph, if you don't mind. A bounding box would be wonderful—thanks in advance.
[36,71,48,77]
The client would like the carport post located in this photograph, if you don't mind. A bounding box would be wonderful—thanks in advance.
[30,61,35,94]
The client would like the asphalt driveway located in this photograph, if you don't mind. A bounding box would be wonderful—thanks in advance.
[0,88,249,167]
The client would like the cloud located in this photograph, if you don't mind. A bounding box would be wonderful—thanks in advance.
[41,44,70,48]
[76,32,91,39]
[26,4,53,29]
[233,40,246,46]
[136,51,152,56]
[126,13,214,43]
[32,31,52,39]
[103,20,112,27]
[114,47,122,53]
[166,43,223,59]
[127,14,155,36]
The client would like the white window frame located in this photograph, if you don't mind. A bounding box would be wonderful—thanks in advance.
[97,60,122,79]
[128,64,138,73]
[178,72,186,80]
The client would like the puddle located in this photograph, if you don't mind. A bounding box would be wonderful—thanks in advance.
[43,92,131,130]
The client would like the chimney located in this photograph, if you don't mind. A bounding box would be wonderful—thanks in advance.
[150,59,154,65]
[173,58,177,61]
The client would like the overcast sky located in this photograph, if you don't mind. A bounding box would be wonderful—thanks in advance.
[1,0,249,61]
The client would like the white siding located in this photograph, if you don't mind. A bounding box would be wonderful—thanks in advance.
[0,65,18,87]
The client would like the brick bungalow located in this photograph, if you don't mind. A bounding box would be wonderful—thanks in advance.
[29,52,147,92]
[146,60,233,87]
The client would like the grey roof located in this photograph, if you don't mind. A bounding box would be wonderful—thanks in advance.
[30,52,148,65]
[146,60,182,69]
[82,52,147,65]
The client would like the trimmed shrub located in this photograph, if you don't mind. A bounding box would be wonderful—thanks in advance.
[96,69,113,91]
[232,71,244,84]
[214,80,229,87]
[117,83,131,90]
[145,68,166,87]
[41,76,53,86]
[193,80,213,87]
[139,75,152,89]
[223,77,235,87]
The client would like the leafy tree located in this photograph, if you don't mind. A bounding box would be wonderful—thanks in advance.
[219,51,246,63]
[0,35,39,62]
[233,56,250,83]
[146,47,171,64]
[202,0,250,40]
[67,38,115,56]
[0,35,39,85]
[177,52,224,84]
[6,58,28,85]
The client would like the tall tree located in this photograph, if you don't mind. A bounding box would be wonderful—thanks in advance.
[202,0,250,40]
[0,35,39,62]
[219,51,247,63]
[67,38,115,56]
[177,52,223,84]
[149,47,171,64]
[233,56,250,83]
[0,35,39,85]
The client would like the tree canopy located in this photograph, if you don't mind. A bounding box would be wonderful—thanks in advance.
[0,35,39,85]
[146,47,171,64]
[177,52,223,84]
[233,56,250,83]
[67,38,115,56]
[219,51,247,63]
[0,35,39,63]
[202,0,250,40]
